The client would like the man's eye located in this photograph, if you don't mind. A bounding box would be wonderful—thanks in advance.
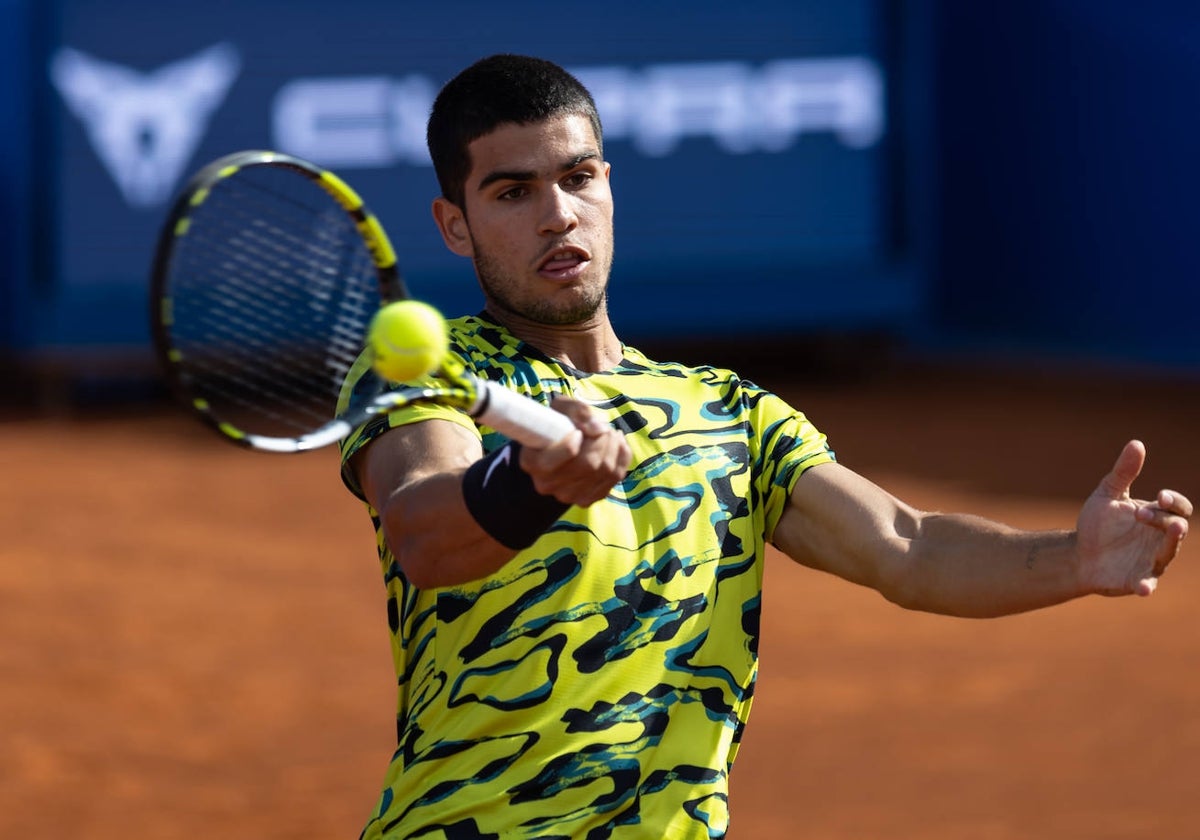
[563,173,592,189]
[498,186,527,200]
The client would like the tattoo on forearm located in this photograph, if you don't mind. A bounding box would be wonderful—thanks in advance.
[1025,532,1075,573]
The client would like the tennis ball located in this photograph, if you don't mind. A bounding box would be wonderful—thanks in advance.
[367,300,448,382]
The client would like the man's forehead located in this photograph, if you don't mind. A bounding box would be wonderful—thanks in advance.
[466,114,601,177]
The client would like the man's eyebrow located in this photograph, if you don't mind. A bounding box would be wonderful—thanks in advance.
[476,152,602,192]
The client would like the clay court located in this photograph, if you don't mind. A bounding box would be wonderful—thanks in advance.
[3,356,1198,839]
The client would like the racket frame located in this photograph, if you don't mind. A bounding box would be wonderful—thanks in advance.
[149,150,573,453]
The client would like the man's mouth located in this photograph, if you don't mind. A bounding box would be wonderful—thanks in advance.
[538,247,589,280]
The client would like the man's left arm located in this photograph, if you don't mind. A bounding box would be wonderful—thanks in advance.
[771,440,1191,617]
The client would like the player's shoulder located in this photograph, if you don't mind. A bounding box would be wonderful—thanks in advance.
[444,313,514,353]
[616,344,800,430]
[618,343,762,390]
[442,315,570,397]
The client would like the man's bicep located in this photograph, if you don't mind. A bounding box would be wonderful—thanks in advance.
[352,419,483,513]
[772,461,921,590]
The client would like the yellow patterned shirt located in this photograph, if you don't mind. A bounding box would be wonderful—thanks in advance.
[339,315,835,840]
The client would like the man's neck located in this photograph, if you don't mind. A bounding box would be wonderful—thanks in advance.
[484,308,624,373]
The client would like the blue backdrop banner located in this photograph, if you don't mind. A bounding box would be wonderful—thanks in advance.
[20,0,922,356]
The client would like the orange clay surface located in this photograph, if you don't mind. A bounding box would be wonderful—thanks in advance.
[3,359,1198,839]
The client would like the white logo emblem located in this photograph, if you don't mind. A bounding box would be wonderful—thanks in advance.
[50,43,241,208]
[483,444,514,488]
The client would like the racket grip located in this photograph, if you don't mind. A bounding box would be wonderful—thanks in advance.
[472,380,576,447]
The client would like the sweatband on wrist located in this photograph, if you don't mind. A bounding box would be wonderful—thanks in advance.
[461,441,570,550]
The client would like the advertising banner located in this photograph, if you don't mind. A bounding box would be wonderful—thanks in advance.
[37,0,918,353]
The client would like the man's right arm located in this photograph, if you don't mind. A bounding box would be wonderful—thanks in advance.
[350,397,630,589]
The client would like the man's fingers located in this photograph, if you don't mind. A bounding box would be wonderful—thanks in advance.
[524,399,630,506]
[1135,503,1190,538]
[1158,488,1194,519]
[1136,577,1158,597]
[1129,505,1188,588]
[525,428,582,471]
[549,395,609,435]
[1096,439,1146,500]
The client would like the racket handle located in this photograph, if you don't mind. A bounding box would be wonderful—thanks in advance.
[471,379,576,447]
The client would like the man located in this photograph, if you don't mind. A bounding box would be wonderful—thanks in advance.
[339,54,1190,839]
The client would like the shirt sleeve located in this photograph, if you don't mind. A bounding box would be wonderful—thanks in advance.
[335,349,479,501]
[749,387,836,541]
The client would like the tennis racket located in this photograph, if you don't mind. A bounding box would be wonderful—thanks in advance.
[149,149,574,453]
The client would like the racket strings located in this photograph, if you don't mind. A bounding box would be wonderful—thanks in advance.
[177,217,350,422]
[166,169,384,437]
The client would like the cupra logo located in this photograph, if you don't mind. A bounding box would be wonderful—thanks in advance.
[50,43,241,208]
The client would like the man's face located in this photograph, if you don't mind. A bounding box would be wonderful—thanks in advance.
[440,113,614,327]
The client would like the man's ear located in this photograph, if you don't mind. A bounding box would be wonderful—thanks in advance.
[432,197,473,258]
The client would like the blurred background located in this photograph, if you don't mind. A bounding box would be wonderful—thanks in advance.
[3,2,1200,839]
[4,0,1199,389]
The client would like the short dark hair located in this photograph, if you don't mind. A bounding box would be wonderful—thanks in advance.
[427,54,604,208]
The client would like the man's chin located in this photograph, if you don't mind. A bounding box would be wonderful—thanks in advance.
[493,290,607,327]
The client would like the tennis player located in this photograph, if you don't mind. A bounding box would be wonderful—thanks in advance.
[339,54,1191,840]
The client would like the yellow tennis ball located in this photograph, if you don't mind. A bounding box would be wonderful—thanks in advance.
[367,300,448,382]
